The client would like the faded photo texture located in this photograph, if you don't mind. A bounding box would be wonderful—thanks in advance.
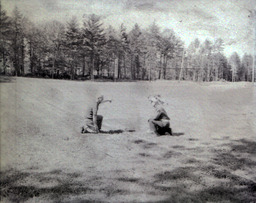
[0,0,256,202]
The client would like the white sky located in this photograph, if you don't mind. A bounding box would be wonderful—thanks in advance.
[2,0,256,57]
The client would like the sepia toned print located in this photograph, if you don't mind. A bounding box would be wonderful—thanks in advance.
[0,0,256,202]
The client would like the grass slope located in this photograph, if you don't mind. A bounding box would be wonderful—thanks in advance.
[1,77,256,202]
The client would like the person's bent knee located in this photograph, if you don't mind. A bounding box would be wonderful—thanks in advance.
[97,115,103,121]
[148,118,153,123]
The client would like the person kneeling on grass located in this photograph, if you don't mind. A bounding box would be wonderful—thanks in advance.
[148,95,172,136]
[81,95,112,133]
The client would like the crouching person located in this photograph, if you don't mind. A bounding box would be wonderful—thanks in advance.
[81,95,111,133]
[148,95,172,136]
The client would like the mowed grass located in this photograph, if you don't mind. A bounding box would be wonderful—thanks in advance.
[1,77,256,202]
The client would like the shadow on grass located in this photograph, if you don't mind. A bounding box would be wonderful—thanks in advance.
[212,152,256,170]
[158,132,185,137]
[151,186,255,203]
[188,138,198,141]
[100,129,125,134]
[143,142,158,149]
[83,129,136,134]
[153,167,199,183]
[151,165,256,203]
[0,169,30,190]
[172,132,185,136]
[231,138,256,154]
[132,139,158,150]
[212,139,256,170]
[138,153,152,157]
[172,145,185,149]
[148,139,256,203]
[0,168,127,202]
[184,158,201,164]
[117,177,140,183]
[0,169,88,202]
[133,139,146,144]
[201,166,256,190]
[163,150,183,159]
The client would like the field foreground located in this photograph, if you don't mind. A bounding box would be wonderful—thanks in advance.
[1,77,256,202]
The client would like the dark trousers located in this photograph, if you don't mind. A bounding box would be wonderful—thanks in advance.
[86,115,103,130]
[96,115,103,130]
[148,119,172,135]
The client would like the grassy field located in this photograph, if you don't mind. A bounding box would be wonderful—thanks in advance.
[1,77,256,202]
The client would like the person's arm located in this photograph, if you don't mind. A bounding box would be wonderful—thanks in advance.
[154,110,162,120]
[92,103,99,132]
[148,111,161,122]
[153,107,170,120]
[100,99,112,104]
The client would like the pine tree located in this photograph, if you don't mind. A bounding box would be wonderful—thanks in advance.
[0,1,12,74]
[199,39,212,81]
[24,20,35,74]
[22,19,46,75]
[43,20,66,78]
[229,52,241,82]
[212,38,224,81]
[216,53,228,81]
[129,23,143,79]
[10,6,25,76]
[119,23,130,79]
[64,17,81,80]
[160,28,182,80]
[145,22,161,80]
[241,54,253,81]
[82,14,106,80]
[105,25,119,78]
[187,38,201,81]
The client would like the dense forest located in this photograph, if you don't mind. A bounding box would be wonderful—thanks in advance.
[0,2,254,82]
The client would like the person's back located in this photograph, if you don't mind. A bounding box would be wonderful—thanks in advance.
[85,102,98,120]
[155,106,170,121]
[148,95,172,136]
[81,95,111,133]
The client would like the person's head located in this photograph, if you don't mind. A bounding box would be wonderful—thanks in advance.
[97,95,104,103]
[148,96,160,108]
[148,95,166,108]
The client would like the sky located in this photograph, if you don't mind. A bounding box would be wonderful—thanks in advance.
[2,0,256,58]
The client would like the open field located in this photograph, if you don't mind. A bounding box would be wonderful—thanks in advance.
[1,77,256,202]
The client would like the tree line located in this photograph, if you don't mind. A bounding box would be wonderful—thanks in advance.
[0,3,254,82]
